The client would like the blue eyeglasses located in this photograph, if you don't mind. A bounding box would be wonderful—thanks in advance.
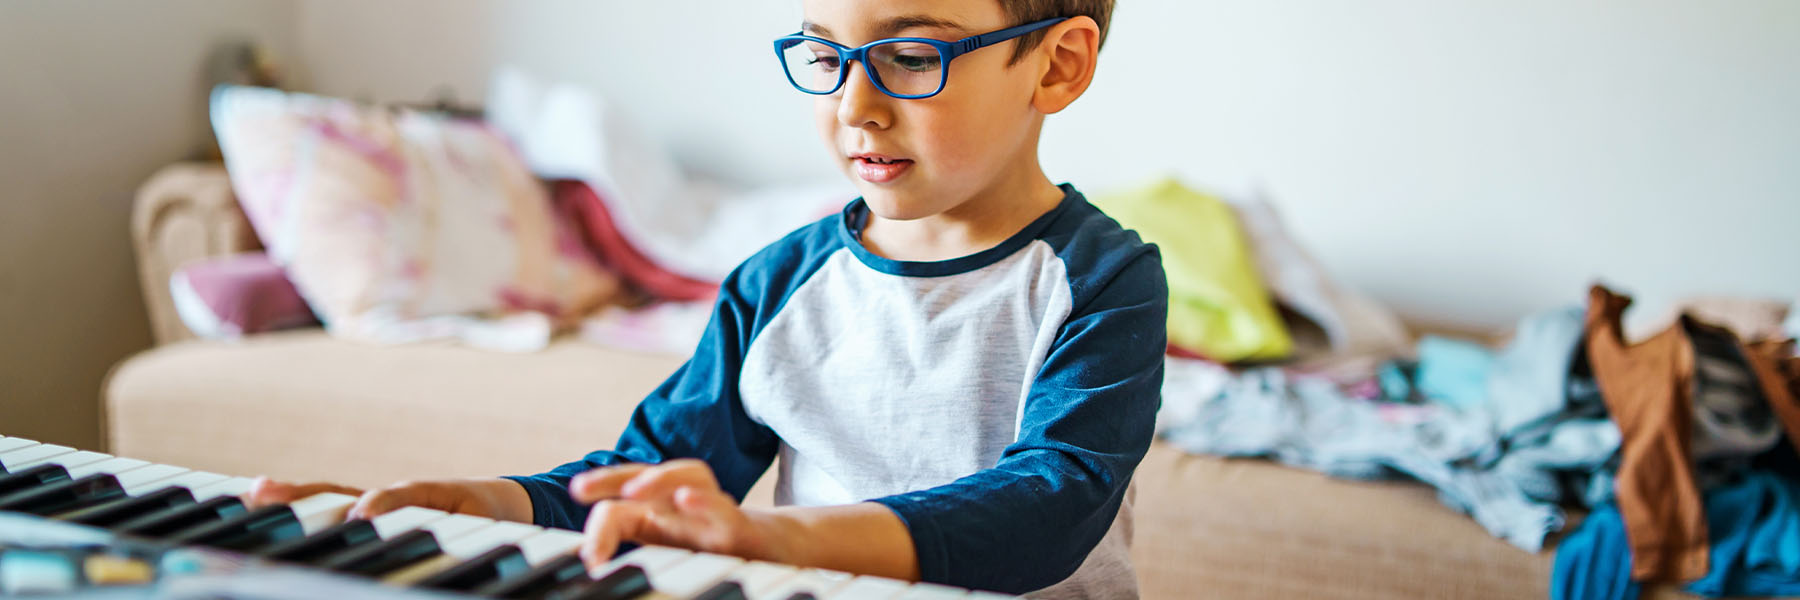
[774,17,1068,99]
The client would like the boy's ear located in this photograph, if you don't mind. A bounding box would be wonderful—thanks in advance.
[1030,15,1101,115]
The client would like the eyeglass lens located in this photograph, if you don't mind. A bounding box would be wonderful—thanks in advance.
[781,39,946,97]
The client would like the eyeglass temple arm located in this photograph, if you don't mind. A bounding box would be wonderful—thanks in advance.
[953,17,1070,57]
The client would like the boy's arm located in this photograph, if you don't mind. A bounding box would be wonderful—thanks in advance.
[503,269,782,531]
[866,251,1167,593]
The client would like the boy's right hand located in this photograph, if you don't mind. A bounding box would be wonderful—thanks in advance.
[246,476,533,522]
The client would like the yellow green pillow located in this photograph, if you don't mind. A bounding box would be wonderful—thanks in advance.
[1091,178,1292,362]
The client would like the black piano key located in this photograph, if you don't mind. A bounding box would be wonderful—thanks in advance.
[547,564,653,600]
[258,519,381,565]
[475,553,590,599]
[316,528,442,578]
[0,463,70,496]
[163,503,305,552]
[691,581,747,600]
[0,474,127,516]
[414,544,531,593]
[55,486,196,528]
[114,495,247,539]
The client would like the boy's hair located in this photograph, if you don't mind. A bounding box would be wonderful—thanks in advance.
[999,0,1113,63]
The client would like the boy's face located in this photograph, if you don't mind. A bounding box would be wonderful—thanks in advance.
[800,0,1045,221]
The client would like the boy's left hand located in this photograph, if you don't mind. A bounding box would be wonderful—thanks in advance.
[569,459,779,569]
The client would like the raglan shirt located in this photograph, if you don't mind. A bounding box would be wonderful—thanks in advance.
[505,184,1167,598]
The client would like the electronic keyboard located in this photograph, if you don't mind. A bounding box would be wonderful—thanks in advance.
[0,434,1012,599]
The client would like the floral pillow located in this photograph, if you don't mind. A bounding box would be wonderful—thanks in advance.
[210,86,619,349]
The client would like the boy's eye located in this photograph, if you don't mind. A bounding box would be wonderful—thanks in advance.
[807,54,842,71]
[871,43,942,74]
[887,53,942,72]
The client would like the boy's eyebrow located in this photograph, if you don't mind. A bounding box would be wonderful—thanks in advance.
[800,15,971,40]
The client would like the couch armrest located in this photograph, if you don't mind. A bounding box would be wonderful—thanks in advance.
[132,163,261,345]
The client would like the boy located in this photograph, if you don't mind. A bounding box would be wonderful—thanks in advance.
[253,0,1164,596]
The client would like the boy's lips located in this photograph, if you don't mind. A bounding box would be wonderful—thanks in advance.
[849,153,913,184]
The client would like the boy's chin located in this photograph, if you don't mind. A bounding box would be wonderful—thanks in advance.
[858,191,944,222]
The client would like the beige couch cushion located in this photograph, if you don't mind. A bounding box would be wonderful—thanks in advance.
[107,329,691,489]
[107,329,1696,599]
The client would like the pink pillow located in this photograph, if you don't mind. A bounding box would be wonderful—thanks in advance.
[209,86,620,347]
[170,252,318,339]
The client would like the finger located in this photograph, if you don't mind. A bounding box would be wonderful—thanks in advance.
[673,485,735,516]
[620,460,719,502]
[569,463,653,504]
[246,477,364,508]
[349,481,431,520]
[671,485,743,552]
[578,499,653,570]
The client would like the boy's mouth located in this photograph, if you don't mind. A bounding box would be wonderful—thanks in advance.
[849,153,913,184]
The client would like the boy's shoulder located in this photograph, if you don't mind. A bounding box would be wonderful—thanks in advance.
[1039,186,1166,303]
[718,209,846,303]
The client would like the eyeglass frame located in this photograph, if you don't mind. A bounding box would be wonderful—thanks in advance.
[773,17,1070,100]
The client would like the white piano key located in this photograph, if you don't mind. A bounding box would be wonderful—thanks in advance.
[111,465,194,494]
[370,506,450,538]
[0,444,74,470]
[287,492,358,534]
[67,457,149,479]
[0,437,39,454]
[514,529,584,565]
[14,450,110,472]
[827,576,911,600]
[894,583,971,600]
[727,561,801,600]
[759,568,856,600]
[592,545,693,579]
[650,552,745,598]
[191,476,255,501]
[418,513,496,542]
[439,521,542,558]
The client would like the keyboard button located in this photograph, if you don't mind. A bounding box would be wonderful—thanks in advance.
[317,528,443,578]
[114,495,248,538]
[476,553,590,599]
[0,473,128,516]
[258,519,381,565]
[415,544,533,593]
[0,463,71,496]
[57,486,197,528]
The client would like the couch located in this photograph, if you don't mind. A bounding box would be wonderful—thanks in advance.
[106,163,1683,599]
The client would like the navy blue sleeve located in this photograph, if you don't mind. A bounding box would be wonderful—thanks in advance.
[870,250,1167,593]
[503,268,782,531]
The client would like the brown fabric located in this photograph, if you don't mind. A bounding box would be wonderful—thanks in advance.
[1584,285,1709,582]
[1742,338,1800,453]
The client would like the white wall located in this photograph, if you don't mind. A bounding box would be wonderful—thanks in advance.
[0,0,298,447]
[293,0,1800,328]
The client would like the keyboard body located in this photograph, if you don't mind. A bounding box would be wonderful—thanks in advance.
[0,434,1013,599]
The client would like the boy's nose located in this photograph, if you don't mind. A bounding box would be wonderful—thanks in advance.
[836,61,892,130]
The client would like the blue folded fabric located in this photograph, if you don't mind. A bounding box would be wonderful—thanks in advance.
[1687,472,1800,597]
[1553,471,1800,599]
[1551,503,1640,600]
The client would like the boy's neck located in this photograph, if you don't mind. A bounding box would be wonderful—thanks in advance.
[858,158,1065,263]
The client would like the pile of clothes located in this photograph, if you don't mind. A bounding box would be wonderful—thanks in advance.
[1156,284,1800,598]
